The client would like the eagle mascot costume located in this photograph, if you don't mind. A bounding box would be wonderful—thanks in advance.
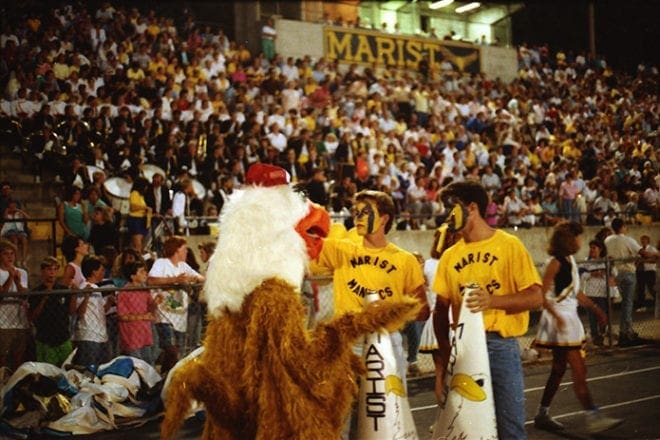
[161,164,420,439]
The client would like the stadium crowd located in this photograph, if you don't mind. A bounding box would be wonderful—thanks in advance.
[1,2,658,239]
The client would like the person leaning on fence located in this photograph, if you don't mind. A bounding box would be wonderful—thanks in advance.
[28,256,76,367]
[432,180,543,440]
[0,198,30,267]
[533,221,624,434]
[580,239,615,346]
[61,234,89,290]
[604,218,654,347]
[73,255,112,369]
[635,234,657,311]
[0,239,30,370]
[117,261,161,365]
[147,235,204,376]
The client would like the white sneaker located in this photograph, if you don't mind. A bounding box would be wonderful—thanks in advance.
[585,411,624,433]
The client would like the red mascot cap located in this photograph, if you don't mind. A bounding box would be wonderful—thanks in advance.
[246,163,291,187]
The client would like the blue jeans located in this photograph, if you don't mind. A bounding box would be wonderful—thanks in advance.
[403,321,423,363]
[487,333,526,440]
[561,198,579,222]
[615,271,636,336]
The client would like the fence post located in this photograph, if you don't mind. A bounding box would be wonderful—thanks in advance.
[605,258,613,347]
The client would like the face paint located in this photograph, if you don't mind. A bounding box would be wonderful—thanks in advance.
[445,197,468,232]
[353,201,382,236]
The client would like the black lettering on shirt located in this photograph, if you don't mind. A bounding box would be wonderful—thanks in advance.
[453,251,500,273]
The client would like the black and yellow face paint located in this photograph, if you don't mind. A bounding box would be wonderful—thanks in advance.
[352,201,382,236]
[445,197,468,232]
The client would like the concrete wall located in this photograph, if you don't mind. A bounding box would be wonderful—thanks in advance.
[187,224,659,269]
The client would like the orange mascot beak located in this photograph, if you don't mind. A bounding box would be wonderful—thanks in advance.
[295,202,330,260]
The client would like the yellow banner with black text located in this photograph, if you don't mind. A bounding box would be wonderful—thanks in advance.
[324,27,481,73]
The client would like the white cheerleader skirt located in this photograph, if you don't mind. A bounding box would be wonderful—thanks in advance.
[534,301,585,349]
[418,316,438,353]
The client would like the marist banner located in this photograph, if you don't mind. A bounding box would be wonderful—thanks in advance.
[324,27,481,73]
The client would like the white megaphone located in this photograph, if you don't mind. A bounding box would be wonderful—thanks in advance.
[432,283,498,439]
[357,291,418,440]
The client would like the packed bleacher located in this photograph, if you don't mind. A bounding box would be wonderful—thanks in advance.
[0,2,657,237]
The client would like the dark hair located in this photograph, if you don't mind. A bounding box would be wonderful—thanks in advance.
[61,235,82,262]
[588,239,607,257]
[595,227,612,242]
[354,190,396,233]
[132,177,149,193]
[81,255,103,278]
[123,261,146,280]
[611,218,624,233]
[440,180,488,218]
[548,221,584,257]
[64,185,81,201]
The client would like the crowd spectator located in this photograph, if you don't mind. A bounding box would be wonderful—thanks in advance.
[604,218,653,346]
[73,255,112,368]
[0,239,30,370]
[127,177,151,252]
[57,186,89,240]
[147,235,204,375]
[28,256,74,367]
[1,199,30,266]
[117,261,160,364]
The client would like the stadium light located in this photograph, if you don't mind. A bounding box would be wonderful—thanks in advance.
[455,2,481,13]
[429,0,454,9]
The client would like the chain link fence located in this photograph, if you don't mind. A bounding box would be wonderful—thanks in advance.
[0,257,656,377]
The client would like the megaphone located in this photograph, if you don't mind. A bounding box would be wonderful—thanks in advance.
[432,283,498,439]
[357,291,418,439]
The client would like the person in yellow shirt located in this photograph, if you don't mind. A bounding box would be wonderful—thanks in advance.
[126,64,145,82]
[314,190,429,380]
[127,178,151,252]
[433,180,543,440]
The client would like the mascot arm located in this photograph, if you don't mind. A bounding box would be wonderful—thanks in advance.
[309,296,421,362]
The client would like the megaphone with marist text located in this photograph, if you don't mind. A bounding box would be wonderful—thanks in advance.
[432,283,497,439]
[357,292,418,439]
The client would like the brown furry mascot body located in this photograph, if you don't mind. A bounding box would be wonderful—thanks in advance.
[162,279,419,439]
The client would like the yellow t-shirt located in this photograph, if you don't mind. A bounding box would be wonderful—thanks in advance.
[315,238,425,316]
[433,229,541,338]
[129,190,147,218]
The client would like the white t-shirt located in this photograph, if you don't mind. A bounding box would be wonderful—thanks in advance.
[73,282,108,343]
[605,233,642,274]
[149,258,200,332]
[0,268,29,329]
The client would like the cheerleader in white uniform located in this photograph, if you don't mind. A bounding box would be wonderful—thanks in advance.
[533,221,623,434]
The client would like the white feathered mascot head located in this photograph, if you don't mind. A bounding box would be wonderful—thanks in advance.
[203,163,330,318]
